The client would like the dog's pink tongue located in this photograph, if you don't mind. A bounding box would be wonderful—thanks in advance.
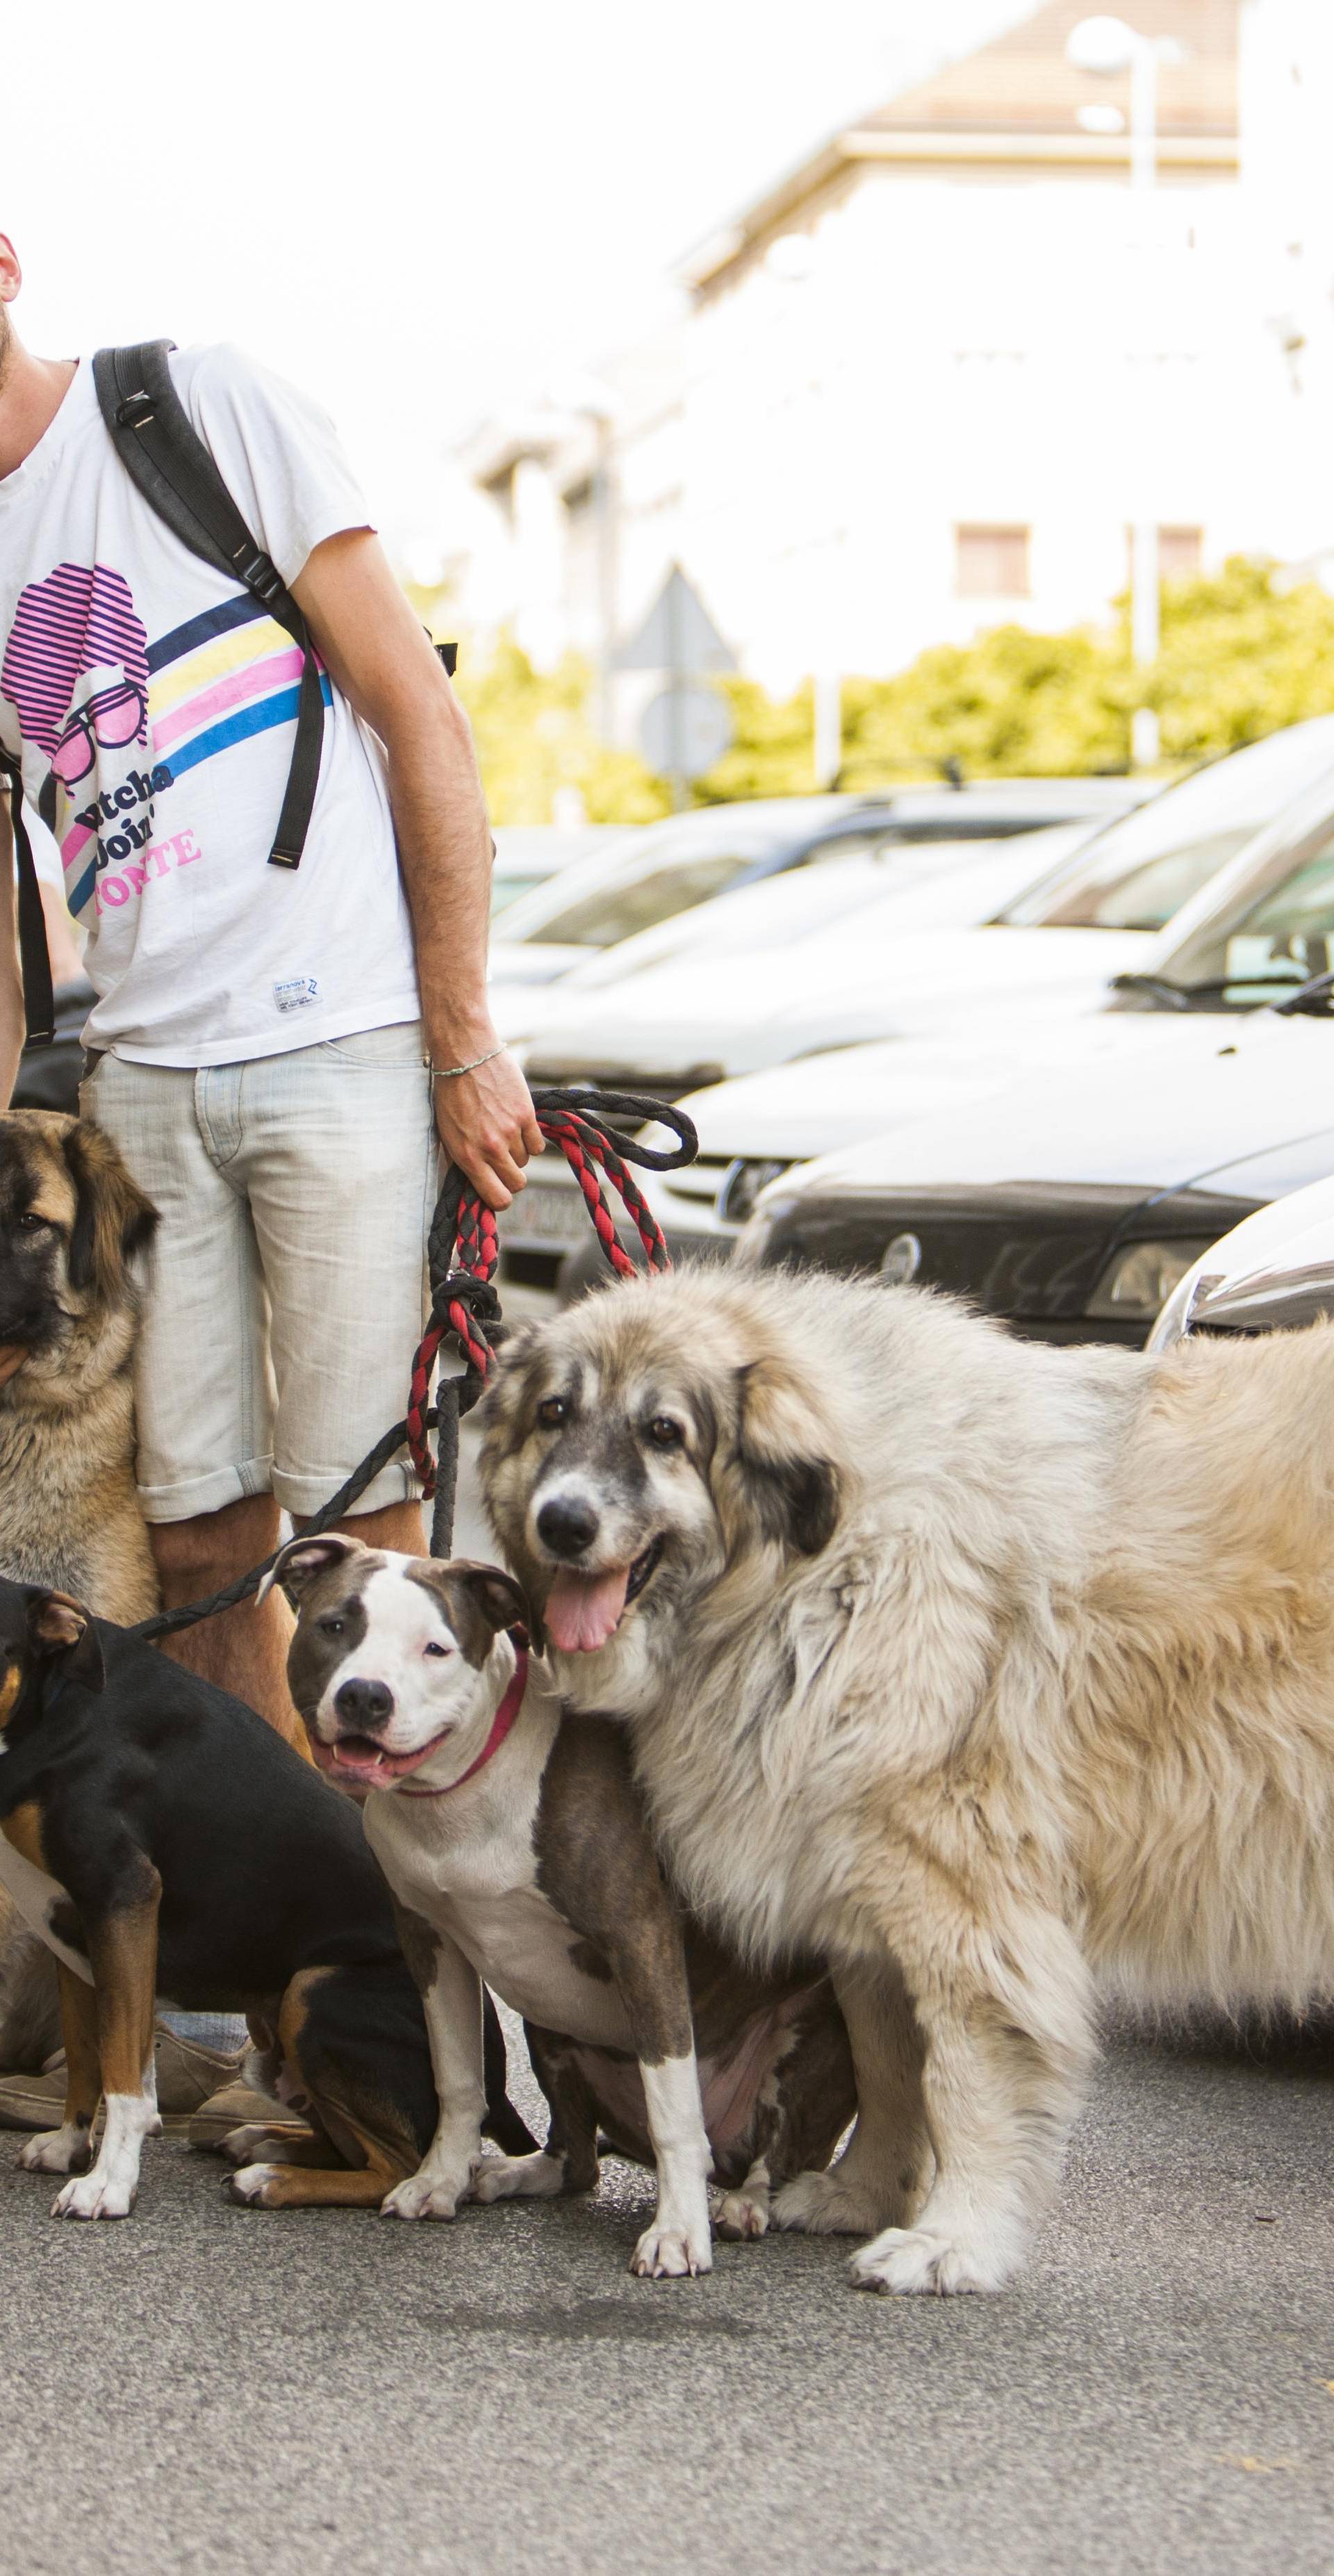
[545,1565,631,1653]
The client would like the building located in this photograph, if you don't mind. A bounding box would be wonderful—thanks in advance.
[454,1,1326,726]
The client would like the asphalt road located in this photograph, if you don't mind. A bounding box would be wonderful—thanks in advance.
[0,2011,1331,2575]
[1,1435,1331,2575]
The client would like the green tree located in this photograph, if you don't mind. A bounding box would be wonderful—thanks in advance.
[409,562,1334,817]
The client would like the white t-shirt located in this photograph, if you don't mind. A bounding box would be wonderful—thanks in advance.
[0,344,420,1064]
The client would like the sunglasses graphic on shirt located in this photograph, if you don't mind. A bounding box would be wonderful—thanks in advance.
[49,679,147,785]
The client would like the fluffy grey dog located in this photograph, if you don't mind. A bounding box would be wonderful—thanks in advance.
[479,1265,1334,2295]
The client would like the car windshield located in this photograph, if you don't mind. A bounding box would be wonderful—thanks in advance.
[495,811,812,950]
[1147,818,1334,1003]
[994,721,1334,933]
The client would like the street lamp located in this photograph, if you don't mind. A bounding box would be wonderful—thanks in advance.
[1067,15,1186,767]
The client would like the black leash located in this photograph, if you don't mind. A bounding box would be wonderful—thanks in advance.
[131,1087,695,1643]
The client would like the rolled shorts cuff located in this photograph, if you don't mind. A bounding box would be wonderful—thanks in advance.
[270,1457,423,1520]
[138,1455,275,1525]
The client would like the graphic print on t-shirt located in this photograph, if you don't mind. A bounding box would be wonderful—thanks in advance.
[2,559,150,767]
[2,560,331,918]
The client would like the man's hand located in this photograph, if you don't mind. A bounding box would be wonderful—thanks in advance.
[431,1044,545,1210]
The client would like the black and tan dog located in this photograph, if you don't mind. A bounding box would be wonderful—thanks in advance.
[0,1110,163,2074]
[271,1534,855,2279]
[0,1576,532,2217]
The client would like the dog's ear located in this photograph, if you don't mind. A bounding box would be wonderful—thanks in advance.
[258,1532,363,1607]
[448,1560,532,1639]
[732,1356,841,1559]
[63,1121,158,1302]
[26,1591,106,1692]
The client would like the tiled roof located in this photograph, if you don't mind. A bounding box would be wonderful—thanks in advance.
[865,0,1237,142]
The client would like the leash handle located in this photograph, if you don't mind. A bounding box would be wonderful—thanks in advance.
[408,1088,697,1534]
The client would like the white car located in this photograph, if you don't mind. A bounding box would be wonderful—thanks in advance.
[500,716,1334,1291]
[490,826,625,917]
[487,779,1146,1001]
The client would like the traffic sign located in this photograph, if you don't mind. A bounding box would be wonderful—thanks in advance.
[614,566,737,674]
[639,684,734,782]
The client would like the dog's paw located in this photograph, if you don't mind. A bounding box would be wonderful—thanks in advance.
[847,2224,1003,2297]
[631,2221,714,2279]
[470,2149,567,2203]
[18,2124,92,2177]
[379,2168,472,2221]
[227,2161,287,2209]
[773,2167,892,2237]
[51,2168,135,2220]
[714,2182,770,2240]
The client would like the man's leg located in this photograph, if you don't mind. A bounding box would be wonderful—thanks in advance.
[81,1059,299,1741]
[151,1493,306,1746]
[306,1501,427,1555]
[245,1025,440,1568]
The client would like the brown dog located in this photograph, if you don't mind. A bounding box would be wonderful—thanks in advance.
[0,1111,162,2069]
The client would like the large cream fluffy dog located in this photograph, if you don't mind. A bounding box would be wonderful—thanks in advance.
[479,1266,1334,2296]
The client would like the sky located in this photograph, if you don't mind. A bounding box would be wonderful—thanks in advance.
[6,0,1031,568]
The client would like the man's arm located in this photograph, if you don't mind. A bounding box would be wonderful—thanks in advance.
[290,530,543,1208]
[0,794,25,1109]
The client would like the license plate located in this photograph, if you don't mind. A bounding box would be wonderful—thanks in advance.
[501,1181,588,1252]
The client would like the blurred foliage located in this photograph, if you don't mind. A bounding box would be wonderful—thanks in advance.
[695,557,1334,796]
[407,561,1334,818]
[404,594,670,826]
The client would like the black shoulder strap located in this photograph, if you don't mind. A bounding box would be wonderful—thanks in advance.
[91,341,324,869]
[0,756,56,1049]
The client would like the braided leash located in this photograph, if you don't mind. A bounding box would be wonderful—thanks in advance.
[132,1086,695,1642]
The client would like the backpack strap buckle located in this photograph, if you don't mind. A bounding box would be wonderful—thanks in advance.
[115,392,156,432]
[231,546,285,605]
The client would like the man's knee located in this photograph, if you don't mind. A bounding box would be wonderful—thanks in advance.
[151,1495,280,1589]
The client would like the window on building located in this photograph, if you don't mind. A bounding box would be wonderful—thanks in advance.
[955,525,1030,598]
[1126,525,1204,584]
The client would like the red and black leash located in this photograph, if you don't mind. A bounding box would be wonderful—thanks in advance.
[132,1087,695,1642]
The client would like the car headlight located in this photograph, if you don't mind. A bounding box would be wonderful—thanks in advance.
[718,1158,791,1229]
[1085,1239,1214,1322]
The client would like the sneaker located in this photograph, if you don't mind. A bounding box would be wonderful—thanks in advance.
[0,2051,67,2133]
[0,2021,245,2134]
[188,2078,297,2154]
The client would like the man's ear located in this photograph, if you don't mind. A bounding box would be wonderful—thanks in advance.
[26,1591,106,1692]
[258,1533,363,1606]
[450,1561,532,1640]
[732,1357,841,1559]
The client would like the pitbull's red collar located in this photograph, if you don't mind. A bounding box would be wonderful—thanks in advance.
[400,1646,529,1799]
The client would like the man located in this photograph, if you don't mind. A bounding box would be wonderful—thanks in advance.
[0,233,543,1738]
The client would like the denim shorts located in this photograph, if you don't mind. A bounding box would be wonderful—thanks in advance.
[81,1022,437,1523]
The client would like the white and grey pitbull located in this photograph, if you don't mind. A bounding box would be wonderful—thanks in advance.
[267,1534,855,2280]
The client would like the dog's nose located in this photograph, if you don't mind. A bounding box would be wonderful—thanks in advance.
[536,1495,600,1559]
[334,1677,393,1730]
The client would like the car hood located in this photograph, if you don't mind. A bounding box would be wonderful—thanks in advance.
[488,940,588,988]
[520,925,1149,1083]
[781,1008,1334,1206]
[667,1015,1197,1163]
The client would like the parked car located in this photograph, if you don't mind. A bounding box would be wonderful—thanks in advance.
[736,758,1334,1346]
[501,823,1117,1290]
[1148,1175,1334,1351]
[490,826,626,917]
[488,778,1146,997]
[517,721,1334,1104]
[506,723,1334,1295]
